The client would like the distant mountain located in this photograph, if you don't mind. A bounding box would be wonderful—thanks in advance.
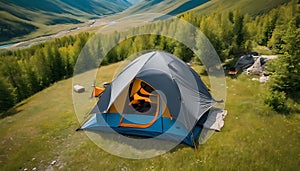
[122,0,208,15]
[1,0,290,44]
[0,0,132,43]
[122,0,291,17]
[191,0,291,16]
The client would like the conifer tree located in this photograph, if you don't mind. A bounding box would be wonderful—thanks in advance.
[0,77,16,113]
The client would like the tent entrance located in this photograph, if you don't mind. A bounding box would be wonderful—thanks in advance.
[119,95,160,128]
[120,78,160,128]
[107,78,172,129]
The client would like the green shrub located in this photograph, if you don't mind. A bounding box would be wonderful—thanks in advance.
[264,90,287,113]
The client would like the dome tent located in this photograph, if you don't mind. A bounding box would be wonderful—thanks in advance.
[79,51,218,146]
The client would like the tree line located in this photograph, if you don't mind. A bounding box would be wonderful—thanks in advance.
[0,33,91,113]
[181,0,299,112]
[0,0,299,114]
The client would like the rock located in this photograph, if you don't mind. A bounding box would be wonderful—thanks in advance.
[32,167,37,171]
[259,76,268,82]
[73,85,85,93]
[50,160,57,166]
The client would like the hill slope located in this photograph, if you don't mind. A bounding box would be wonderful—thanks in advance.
[0,0,132,43]
[191,0,292,15]
[0,0,292,44]
[119,0,291,19]
[120,0,209,16]
[0,63,299,170]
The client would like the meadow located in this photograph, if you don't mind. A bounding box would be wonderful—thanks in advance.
[0,63,299,170]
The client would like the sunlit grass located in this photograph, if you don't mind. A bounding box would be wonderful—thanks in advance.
[0,64,299,170]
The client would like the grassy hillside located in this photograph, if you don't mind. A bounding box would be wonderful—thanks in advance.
[192,0,291,15]
[0,63,299,170]
[121,0,291,20]
[120,0,209,16]
[0,0,131,43]
[0,11,38,42]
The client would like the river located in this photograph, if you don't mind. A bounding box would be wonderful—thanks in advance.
[0,19,104,50]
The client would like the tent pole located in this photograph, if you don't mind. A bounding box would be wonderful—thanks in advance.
[192,133,200,159]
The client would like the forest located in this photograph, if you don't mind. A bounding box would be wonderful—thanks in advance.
[0,0,299,114]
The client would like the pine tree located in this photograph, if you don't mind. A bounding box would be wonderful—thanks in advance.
[232,12,245,53]
[261,12,278,46]
[267,27,284,54]
[268,53,300,93]
[0,77,16,114]
[268,16,300,93]
[281,18,300,55]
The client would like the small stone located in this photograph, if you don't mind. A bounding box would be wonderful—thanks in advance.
[50,160,57,166]
[32,167,37,171]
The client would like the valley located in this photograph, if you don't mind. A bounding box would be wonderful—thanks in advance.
[0,0,299,170]
[1,0,217,48]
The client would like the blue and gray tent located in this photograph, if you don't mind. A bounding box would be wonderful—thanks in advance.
[78,51,221,146]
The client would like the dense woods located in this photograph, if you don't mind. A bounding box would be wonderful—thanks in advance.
[0,33,91,113]
[0,0,299,113]
[181,0,299,112]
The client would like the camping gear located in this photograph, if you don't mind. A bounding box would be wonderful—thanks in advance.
[78,51,225,146]
[92,86,105,97]
[103,82,110,88]
[203,108,227,131]
[91,82,110,97]
[234,55,255,70]
[73,85,85,93]
[250,51,259,56]
[228,67,238,75]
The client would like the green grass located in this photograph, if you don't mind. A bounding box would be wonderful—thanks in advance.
[0,63,299,170]
[253,45,274,55]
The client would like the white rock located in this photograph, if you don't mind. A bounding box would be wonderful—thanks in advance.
[50,160,57,166]
[259,76,268,83]
[73,85,85,93]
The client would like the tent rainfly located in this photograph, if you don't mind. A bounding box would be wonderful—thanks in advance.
[78,51,226,146]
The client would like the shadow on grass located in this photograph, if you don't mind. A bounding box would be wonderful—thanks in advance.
[81,130,192,155]
[271,92,300,116]
[288,92,300,115]
[169,143,190,153]
[0,102,26,119]
[288,91,300,104]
